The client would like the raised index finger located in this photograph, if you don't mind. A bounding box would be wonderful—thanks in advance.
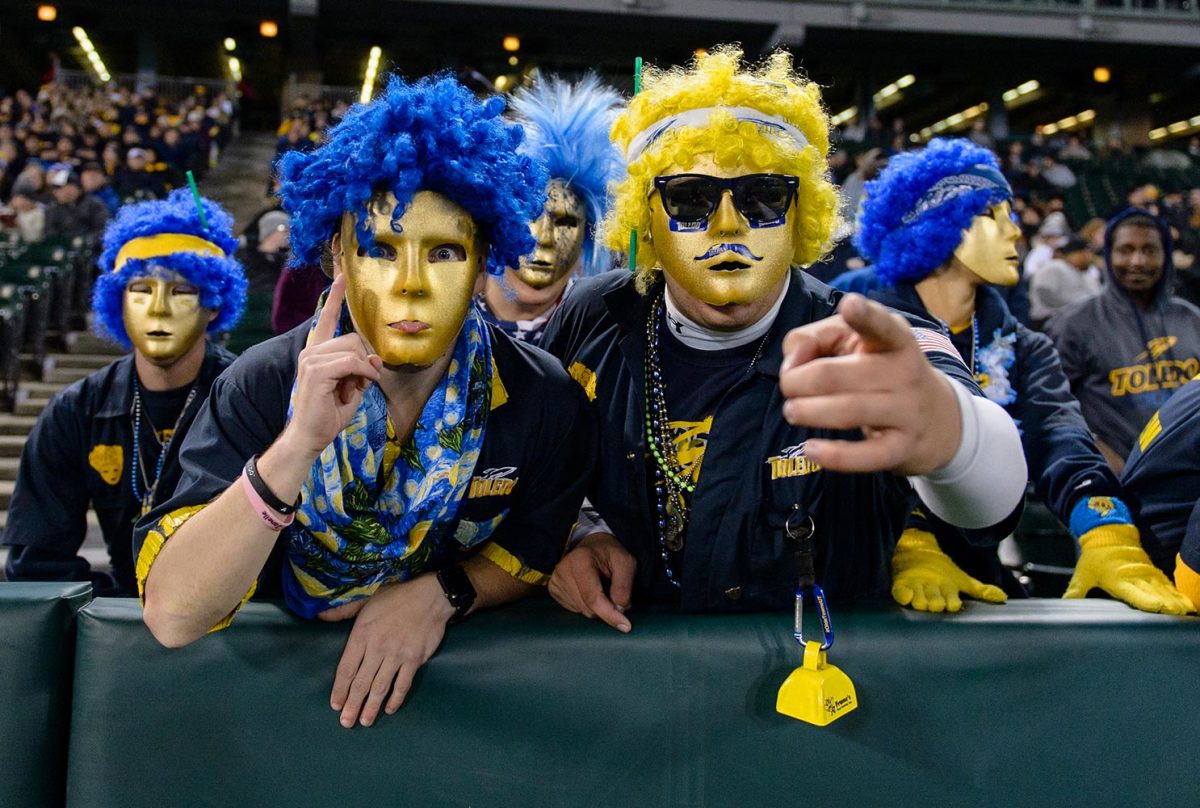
[313,273,346,345]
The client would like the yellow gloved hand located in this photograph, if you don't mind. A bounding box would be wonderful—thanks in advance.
[891,529,1007,613]
[1063,523,1195,615]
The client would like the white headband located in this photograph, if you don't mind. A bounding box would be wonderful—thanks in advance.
[624,106,809,162]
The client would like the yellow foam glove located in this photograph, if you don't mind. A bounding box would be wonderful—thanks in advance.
[891,529,1007,613]
[1173,554,1200,613]
[1064,524,1194,615]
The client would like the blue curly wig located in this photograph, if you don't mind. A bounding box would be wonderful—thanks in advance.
[509,72,624,276]
[278,72,547,276]
[854,138,1011,286]
[92,188,247,348]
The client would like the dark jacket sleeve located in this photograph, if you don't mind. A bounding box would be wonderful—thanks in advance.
[1179,499,1200,576]
[1013,326,1119,522]
[484,379,598,581]
[3,387,93,583]
[133,372,283,568]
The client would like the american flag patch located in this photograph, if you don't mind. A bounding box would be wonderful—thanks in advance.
[911,327,958,358]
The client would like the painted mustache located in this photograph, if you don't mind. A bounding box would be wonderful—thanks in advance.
[694,243,763,262]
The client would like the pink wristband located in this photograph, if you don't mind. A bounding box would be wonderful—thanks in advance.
[241,469,295,531]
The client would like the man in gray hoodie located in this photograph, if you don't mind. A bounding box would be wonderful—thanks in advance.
[1047,208,1200,473]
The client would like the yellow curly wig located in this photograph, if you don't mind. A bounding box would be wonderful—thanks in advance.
[605,46,839,293]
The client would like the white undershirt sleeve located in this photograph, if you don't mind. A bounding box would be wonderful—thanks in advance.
[568,500,614,550]
[908,376,1027,530]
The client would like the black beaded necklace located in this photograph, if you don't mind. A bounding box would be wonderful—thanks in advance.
[643,292,770,588]
[131,377,198,517]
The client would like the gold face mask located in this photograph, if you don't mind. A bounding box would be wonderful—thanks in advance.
[122,272,212,364]
[338,191,482,367]
[515,179,586,290]
[648,156,796,307]
[954,201,1021,287]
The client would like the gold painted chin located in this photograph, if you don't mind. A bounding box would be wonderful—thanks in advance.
[514,264,563,289]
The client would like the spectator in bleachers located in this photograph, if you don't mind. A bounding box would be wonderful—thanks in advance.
[44,164,109,240]
[1058,135,1093,162]
[1029,235,1100,328]
[1047,208,1200,472]
[80,161,120,216]
[2,191,244,596]
[12,162,49,203]
[6,189,45,243]
[0,81,235,218]
[1024,210,1071,279]
[114,147,168,204]
[967,119,994,151]
[857,137,1190,614]
[838,147,886,224]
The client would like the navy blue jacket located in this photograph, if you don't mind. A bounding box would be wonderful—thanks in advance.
[1120,377,1200,574]
[872,283,1120,523]
[1046,208,1200,460]
[133,318,596,604]
[3,342,235,595]
[541,269,1018,612]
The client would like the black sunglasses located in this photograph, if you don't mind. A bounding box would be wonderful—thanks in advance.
[652,173,799,232]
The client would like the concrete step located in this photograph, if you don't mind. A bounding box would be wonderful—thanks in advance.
[45,353,114,370]
[43,365,93,385]
[0,507,100,532]
[0,480,14,510]
[0,457,20,481]
[63,331,125,355]
[19,381,68,398]
[0,415,37,436]
[0,436,28,458]
[13,397,49,416]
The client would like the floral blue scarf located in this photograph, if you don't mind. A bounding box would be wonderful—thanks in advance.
[281,296,492,618]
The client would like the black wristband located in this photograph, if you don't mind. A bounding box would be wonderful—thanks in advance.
[436,564,477,622]
[244,454,302,515]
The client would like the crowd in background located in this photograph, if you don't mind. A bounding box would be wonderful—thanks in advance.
[0,82,237,245]
[3,80,1200,347]
[827,113,1200,319]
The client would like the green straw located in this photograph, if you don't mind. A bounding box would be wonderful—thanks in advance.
[629,56,643,272]
[185,170,208,230]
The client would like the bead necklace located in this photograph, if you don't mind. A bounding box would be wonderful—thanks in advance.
[643,292,770,588]
[969,313,979,377]
[131,377,198,517]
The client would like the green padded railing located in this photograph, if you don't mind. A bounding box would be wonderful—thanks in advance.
[68,597,1199,807]
[0,583,93,808]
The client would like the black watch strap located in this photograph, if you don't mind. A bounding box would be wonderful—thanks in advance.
[244,454,302,515]
[436,564,477,621]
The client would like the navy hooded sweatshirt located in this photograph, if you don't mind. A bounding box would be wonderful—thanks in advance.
[1045,208,1200,462]
[870,282,1119,589]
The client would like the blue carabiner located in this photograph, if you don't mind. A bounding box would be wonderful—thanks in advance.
[792,583,835,651]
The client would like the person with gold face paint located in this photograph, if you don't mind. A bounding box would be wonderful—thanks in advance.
[134,74,595,730]
[476,74,623,345]
[541,48,1027,628]
[858,138,1192,616]
[3,190,244,596]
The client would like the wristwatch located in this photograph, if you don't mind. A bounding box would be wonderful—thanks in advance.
[435,564,476,621]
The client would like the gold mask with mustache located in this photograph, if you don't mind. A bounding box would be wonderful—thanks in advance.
[649,156,795,306]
